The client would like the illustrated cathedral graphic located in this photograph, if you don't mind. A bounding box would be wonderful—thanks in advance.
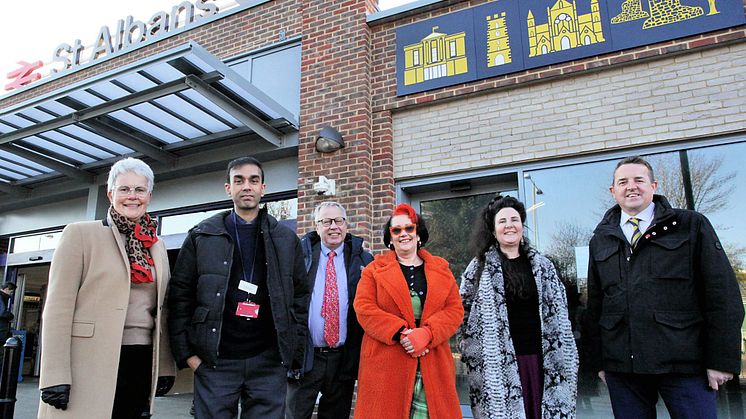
[527,0,605,57]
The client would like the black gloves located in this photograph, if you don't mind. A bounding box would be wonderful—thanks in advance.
[155,376,175,397]
[40,384,70,410]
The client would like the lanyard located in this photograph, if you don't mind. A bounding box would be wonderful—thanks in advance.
[232,211,260,288]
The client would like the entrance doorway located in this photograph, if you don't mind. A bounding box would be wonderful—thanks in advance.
[404,172,519,409]
[7,264,48,378]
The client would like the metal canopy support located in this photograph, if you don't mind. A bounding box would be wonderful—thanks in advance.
[184,76,283,147]
[82,120,177,165]
[0,181,29,195]
[0,144,94,183]
[0,73,223,146]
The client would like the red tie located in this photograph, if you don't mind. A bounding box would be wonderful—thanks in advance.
[322,250,339,347]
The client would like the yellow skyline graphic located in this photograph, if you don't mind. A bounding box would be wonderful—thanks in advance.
[403,26,468,86]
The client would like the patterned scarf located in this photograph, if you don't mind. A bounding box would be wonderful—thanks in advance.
[459,245,578,418]
[109,206,159,284]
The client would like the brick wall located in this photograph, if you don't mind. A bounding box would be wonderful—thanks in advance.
[391,41,746,178]
[367,0,746,251]
[296,0,378,245]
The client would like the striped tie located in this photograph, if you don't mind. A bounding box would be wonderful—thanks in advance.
[628,217,642,248]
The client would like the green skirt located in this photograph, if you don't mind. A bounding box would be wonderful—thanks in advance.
[410,364,428,419]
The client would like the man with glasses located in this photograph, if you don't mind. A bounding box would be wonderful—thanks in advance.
[169,157,309,418]
[286,202,374,419]
[586,156,743,418]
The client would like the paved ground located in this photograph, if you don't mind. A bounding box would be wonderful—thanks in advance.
[10,377,618,419]
[11,375,746,418]
[15,377,194,419]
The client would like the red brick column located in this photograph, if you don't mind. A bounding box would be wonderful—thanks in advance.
[297,0,377,245]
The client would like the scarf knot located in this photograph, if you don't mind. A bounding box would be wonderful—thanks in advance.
[109,207,159,284]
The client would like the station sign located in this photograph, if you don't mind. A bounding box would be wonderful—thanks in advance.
[4,0,268,92]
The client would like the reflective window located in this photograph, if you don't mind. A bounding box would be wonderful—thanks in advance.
[11,232,62,253]
[418,188,517,407]
[229,44,301,120]
[523,146,745,416]
[159,198,298,236]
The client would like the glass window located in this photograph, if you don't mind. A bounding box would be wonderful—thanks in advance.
[521,147,746,416]
[159,198,298,236]
[11,231,62,253]
[159,208,227,236]
[413,50,420,66]
[449,40,457,58]
[417,188,517,409]
[229,44,301,120]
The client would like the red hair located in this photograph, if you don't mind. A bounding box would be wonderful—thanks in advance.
[392,203,418,224]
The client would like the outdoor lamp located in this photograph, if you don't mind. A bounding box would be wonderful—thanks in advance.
[315,126,345,153]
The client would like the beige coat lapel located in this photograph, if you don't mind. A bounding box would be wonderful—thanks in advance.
[151,241,168,305]
[107,219,131,280]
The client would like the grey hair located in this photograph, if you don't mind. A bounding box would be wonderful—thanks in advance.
[107,158,155,193]
[313,201,347,222]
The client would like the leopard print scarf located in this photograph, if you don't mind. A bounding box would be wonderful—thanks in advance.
[109,206,159,284]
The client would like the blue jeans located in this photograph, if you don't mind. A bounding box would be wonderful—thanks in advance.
[605,371,717,419]
[193,347,287,419]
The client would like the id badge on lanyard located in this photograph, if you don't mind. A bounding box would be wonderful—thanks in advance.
[233,212,261,319]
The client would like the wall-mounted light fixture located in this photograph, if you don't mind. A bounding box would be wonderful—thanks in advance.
[315,126,345,153]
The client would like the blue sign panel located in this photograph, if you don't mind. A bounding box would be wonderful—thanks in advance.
[395,0,745,96]
[472,1,526,80]
[396,8,479,96]
[519,0,612,71]
[605,0,746,51]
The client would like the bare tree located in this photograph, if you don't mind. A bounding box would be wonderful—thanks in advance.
[647,154,736,214]
[545,221,593,287]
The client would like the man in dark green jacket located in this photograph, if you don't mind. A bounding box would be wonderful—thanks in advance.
[169,157,308,419]
[286,201,373,419]
[587,156,743,418]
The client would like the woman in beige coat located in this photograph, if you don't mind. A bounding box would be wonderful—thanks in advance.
[38,157,175,419]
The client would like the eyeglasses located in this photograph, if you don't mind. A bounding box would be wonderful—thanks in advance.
[114,186,149,197]
[389,224,416,236]
[316,217,346,227]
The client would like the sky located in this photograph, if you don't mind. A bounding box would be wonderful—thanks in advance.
[0,0,416,92]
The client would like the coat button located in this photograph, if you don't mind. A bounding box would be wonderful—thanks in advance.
[211,328,217,332]
[217,292,221,297]
[663,226,668,230]
[223,261,228,265]
[672,221,677,225]
[651,232,656,235]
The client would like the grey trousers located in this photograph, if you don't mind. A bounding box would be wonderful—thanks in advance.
[193,347,287,419]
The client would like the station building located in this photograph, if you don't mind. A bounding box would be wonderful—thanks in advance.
[1,0,744,413]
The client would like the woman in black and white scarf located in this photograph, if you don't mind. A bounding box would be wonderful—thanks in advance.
[459,195,577,418]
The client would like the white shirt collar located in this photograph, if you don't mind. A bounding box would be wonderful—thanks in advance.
[321,242,344,258]
[620,201,655,226]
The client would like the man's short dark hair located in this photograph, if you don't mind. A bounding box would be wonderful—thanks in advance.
[2,282,16,291]
[613,156,656,183]
[226,157,264,183]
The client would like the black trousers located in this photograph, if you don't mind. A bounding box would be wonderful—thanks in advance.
[286,350,355,419]
[112,344,153,419]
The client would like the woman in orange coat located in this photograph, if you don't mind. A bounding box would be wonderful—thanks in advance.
[354,204,463,419]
